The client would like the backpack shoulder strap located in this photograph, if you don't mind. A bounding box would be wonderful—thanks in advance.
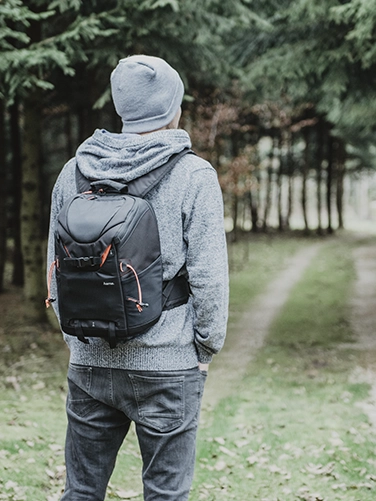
[126,148,194,197]
[75,165,92,193]
[75,148,195,197]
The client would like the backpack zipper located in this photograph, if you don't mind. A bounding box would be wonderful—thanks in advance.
[120,262,149,312]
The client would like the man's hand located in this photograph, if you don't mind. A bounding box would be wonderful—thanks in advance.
[198,363,209,372]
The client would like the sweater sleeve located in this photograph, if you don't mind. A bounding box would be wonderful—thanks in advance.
[46,159,77,320]
[182,165,229,364]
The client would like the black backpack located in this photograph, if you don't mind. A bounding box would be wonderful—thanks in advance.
[46,149,191,348]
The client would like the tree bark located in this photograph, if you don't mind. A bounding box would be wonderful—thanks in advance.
[277,134,284,231]
[326,135,334,234]
[336,139,346,229]
[0,101,6,292]
[262,137,276,232]
[10,100,24,286]
[302,128,310,232]
[231,193,239,242]
[316,121,324,235]
[65,111,74,159]
[249,185,259,232]
[20,92,46,321]
[76,66,99,143]
[262,165,272,232]
[286,132,294,229]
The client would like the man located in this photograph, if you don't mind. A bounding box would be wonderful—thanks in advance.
[47,54,228,501]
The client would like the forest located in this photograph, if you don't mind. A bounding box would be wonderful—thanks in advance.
[1,0,376,321]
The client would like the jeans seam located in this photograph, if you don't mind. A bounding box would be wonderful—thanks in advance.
[109,368,114,405]
[86,366,92,392]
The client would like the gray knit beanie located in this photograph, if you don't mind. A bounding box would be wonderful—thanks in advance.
[110,55,184,133]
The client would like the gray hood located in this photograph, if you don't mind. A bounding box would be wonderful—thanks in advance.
[76,128,191,182]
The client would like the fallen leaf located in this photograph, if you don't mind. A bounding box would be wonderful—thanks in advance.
[234,439,249,448]
[268,464,283,474]
[219,445,237,457]
[46,469,55,478]
[5,480,18,490]
[332,483,347,491]
[6,376,20,391]
[214,460,227,471]
[247,454,259,465]
[214,437,226,445]
[32,381,46,390]
[115,489,141,498]
[305,461,335,476]
[49,443,63,451]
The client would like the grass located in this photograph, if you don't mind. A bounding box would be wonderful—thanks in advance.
[267,241,355,348]
[1,232,376,500]
[189,234,376,501]
[227,233,314,323]
[192,367,376,501]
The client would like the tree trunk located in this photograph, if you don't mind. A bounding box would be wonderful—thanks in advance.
[76,66,99,143]
[286,132,294,229]
[326,135,334,234]
[262,138,276,232]
[20,93,46,322]
[336,139,346,229]
[316,121,324,235]
[301,128,310,232]
[10,100,24,286]
[249,186,259,232]
[231,193,239,242]
[0,101,6,293]
[262,165,272,232]
[287,176,293,228]
[65,111,74,159]
[277,135,284,231]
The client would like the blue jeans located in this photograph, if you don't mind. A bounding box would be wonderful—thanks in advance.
[60,364,207,501]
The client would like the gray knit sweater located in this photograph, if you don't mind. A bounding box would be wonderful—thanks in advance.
[47,128,228,370]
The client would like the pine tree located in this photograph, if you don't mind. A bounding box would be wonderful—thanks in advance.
[1,0,246,316]
[230,0,376,230]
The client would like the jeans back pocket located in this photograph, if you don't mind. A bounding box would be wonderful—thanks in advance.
[129,374,184,432]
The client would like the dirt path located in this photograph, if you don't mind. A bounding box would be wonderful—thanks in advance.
[203,242,323,408]
[204,235,376,425]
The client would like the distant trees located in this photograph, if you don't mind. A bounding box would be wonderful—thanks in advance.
[1,0,114,319]
[0,0,240,317]
[184,92,348,236]
[1,0,376,317]
[217,0,376,237]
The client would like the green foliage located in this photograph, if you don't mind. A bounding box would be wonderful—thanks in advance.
[231,0,376,154]
[0,0,248,104]
[0,1,67,100]
[331,0,376,69]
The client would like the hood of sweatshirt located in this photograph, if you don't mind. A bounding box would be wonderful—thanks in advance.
[75,128,192,183]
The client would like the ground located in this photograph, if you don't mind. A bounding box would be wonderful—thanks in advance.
[342,242,376,427]
[203,234,376,422]
[1,234,376,412]
[1,232,376,500]
[203,242,323,408]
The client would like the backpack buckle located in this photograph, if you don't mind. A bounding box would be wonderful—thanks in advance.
[64,256,101,268]
[77,256,96,268]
